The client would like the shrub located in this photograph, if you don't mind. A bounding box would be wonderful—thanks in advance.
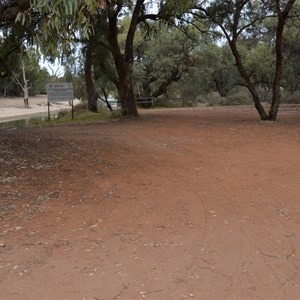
[73,101,89,112]
[282,92,300,104]
[57,109,69,119]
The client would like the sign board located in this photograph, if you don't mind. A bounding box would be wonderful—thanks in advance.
[46,82,74,102]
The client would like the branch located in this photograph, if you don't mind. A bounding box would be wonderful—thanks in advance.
[138,13,160,23]
[11,72,24,90]
[0,0,30,26]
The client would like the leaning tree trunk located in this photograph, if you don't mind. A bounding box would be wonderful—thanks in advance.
[151,68,181,98]
[84,43,98,112]
[229,40,268,120]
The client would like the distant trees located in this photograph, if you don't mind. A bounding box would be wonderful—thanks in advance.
[198,44,238,98]
[1,0,300,120]
[191,0,297,120]
[282,4,300,94]
[0,34,49,99]
[133,24,197,99]
[0,1,50,100]
[80,1,170,116]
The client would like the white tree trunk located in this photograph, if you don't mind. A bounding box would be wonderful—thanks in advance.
[21,61,29,107]
[12,59,30,107]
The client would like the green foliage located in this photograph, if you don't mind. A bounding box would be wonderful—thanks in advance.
[282,3,300,93]
[197,88,252,106]
[175,43,240,100]
[0,26,23,78]
[0,42,50,97]
[47,105,115,126]
[133,23,198,98]
[219,88,253,106]
[62,55,87,100]
[153,98,182,108]
[17,0,101,57]
[1,0,299,120]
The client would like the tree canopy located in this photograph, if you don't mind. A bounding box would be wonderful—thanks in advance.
[0,0,30,26]
[1,0,300,120]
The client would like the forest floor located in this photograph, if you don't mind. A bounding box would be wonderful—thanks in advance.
[0,105,300,300]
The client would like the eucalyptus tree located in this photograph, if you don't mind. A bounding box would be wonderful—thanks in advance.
[0,0,53,99]
[0,0,30,79]
[190,0,297,120]
[0,21,30,98]
[0,0,30,26]
[132,24,197,99]
[281,2,300,94]
[203,44,239,97]
[17,0,183,116]
[82,1,176,116]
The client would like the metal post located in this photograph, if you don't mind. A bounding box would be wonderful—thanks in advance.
[47,102,50,121]
[71,100,74,120]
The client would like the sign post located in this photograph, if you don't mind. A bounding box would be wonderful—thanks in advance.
[46,82,74,120]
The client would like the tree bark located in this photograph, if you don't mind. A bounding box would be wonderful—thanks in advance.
[229,40,268,120]
[21,61,29,107]
[151,69,181,98]
[12,59,30,107]
[116,67,138,117]
[268,0,296,121]
[100,88,113,111]
[106,1,143,117]
[84,43,98,112]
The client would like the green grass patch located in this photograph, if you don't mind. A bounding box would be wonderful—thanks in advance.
[28,107,122,128]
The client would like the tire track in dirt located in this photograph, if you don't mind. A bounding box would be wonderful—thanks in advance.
[1,107,300,299]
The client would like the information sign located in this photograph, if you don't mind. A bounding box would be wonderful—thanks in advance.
[46,82,74,102]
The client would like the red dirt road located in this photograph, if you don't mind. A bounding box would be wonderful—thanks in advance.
[1,106,300,300]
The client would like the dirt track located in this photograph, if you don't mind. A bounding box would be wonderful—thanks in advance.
[0,106,300,300]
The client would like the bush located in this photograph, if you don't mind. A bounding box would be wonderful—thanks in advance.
[199,88,252,106]
[57,109,70,119]
[73,101,89,112]
[221,88,252,105]
[153,98,186,108]
[282,92,300,104]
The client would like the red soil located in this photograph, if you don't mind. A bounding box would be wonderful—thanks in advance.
[1,106,300,300]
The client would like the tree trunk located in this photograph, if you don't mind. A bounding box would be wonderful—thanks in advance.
[142,79,152,98]
[106,1,145,117]
[84,44,98,112]
[268,0,296,121]
[268,22,284,121]
[229,41,268,120]
[116,70,138,117]
[151,69,181,99]
[22,64,29,107]
[214,80,229,97]
[100,88,113,111]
